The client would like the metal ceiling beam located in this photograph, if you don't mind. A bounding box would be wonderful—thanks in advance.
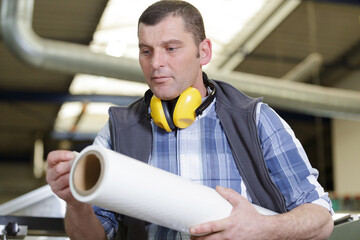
[1,0,360,120]
[0,90,140,106]
[211,0,301,71]
[314,0,360,5]
[50,131,97,141]
[281,53,323,82]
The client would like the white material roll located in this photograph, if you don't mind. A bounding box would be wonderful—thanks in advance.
[69,145,277,234]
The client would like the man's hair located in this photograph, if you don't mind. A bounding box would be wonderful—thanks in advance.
[138,0,206,46]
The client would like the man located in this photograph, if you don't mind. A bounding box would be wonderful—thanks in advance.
[46,1,334,239]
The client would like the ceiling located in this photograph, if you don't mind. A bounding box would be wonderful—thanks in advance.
[0,0,359,184]
[0,0,108,161]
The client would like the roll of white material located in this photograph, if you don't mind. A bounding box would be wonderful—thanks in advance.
[69,145,277,234]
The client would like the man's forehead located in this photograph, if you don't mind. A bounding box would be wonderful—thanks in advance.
[138,15,185,32]
[138,18,189,38]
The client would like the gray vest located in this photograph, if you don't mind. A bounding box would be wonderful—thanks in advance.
[108,79,287,239]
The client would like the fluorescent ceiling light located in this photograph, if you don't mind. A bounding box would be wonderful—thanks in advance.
[54,102,114,133]
[69,74,148,96]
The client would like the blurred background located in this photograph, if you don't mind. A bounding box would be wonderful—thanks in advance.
[0,0,360,236]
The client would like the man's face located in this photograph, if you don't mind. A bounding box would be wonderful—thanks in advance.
[138,16,204,100]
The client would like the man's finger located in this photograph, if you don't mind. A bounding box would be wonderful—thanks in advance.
[47,173,71,196]
[46,161,72,182]
[190,217,229,236]
[47,150,77,167]
[216,186,245,209]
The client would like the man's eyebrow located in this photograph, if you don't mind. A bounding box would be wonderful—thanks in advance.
[138,39,184,48]
[138,43,151,49]
[161,39,183,45]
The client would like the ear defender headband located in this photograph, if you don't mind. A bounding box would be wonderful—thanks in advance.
[150,76,216,132]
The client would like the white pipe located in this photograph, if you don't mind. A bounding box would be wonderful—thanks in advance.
[0,0,144,82]
[208,70,360,120]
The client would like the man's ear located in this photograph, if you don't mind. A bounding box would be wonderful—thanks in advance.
[199,38,212,66]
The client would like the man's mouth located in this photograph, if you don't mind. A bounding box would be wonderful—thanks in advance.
[151,76,172,83]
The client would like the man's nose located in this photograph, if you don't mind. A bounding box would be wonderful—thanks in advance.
[151,51,165,69]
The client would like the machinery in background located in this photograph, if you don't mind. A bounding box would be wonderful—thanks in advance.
[0,185,67,239]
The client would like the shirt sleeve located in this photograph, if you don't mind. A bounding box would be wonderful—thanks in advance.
[92,122,120,240]
[93,205,120,240]
[256,103,334,214]
[93,122,112,149]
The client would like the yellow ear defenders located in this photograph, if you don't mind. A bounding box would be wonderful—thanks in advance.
[150,77,216,132]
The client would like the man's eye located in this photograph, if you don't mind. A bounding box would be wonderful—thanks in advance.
[141,49,150,55]
[167,47,177,52]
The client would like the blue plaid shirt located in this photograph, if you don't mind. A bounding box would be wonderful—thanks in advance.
[93,99,333,240]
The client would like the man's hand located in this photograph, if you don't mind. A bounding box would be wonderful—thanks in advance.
[46,150,81,206]
[46,150,107,240]
[190,186,270,240]
[190,186,334,240]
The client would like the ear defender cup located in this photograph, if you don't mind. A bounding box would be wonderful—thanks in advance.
[172,87,202,129]
[150,96,175,132]
[150,87,202,132]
